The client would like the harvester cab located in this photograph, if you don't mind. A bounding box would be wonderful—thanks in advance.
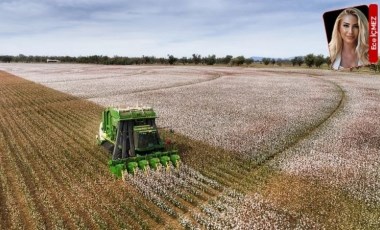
[97,107,180,177]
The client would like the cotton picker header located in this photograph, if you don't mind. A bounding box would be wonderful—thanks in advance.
[96,107,180,177]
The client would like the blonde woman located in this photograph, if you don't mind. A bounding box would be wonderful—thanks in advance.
[329,8,369,70]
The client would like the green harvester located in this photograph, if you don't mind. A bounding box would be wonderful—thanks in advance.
[96,107,180,177]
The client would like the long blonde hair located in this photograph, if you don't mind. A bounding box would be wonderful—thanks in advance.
[328,8,369,66]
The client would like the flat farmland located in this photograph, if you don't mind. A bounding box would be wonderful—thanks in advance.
[0,63,379,229]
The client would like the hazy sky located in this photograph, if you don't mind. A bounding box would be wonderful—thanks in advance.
[0,0,377,58]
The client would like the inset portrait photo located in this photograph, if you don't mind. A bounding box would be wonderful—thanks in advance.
[323,5,369,70]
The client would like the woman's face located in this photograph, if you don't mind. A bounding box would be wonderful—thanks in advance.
[339,14,359,45]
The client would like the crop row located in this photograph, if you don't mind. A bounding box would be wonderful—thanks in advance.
[275,73,380,207]
[124,165,322,229]
[0,71,172,228]
[2,66,379,229]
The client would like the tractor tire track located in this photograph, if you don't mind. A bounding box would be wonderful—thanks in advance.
[213,73,346,190]
[86,72,223,100]
[179,72,345,192]
[38,70,146,83]
[257,74,345,165]
[170,72,347,228]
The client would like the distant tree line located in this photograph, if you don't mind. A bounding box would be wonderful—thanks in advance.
[292,53,380,70]
[0,54,253,66]
[1,53,379,70]
[0,53,306,67]
[261,54,330,68]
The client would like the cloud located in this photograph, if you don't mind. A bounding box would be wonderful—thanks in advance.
[0,0,376,57]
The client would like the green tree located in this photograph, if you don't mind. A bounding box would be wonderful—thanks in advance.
[223,55,233,64]
[291,56,304,66]
[230,56,245,66]
[204,55,216,65]
[276,58,283,66]
[167,54,177,65]
[192,54,201,64]
[0,56,12,63]
[244,58,253,65]
[158,57,167,64]
[262,58,270,65]
[291,57,297,66]
[304,54,315,67]
[179,57,188,65]
[296,56,304,66]
[142,56,155,64]
[314,54,325,68]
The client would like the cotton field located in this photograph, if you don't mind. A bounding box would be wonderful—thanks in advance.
[274,73,380,207]
[0,63,379,229]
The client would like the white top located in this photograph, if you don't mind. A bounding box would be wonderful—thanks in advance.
[332,52,363,70]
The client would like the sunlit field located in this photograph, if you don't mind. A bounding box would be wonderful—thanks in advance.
[0,63,379,229]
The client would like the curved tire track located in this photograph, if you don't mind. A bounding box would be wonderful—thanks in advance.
[202,72,346,190]
[258,74,346,165]
[85,72,223,100]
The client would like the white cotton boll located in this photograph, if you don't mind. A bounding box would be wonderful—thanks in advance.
[4,63,379,227]
[275,73,380,206]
